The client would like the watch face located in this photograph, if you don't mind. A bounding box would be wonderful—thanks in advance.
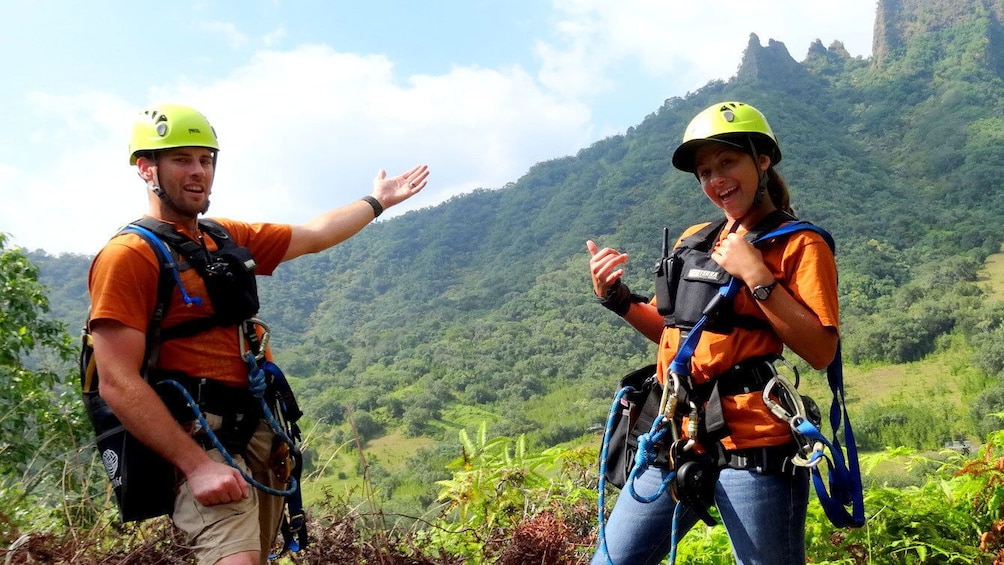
[753,284,774,300]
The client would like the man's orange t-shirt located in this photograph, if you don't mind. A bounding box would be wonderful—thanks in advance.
[655,222,839,451]
[88,217,293,387]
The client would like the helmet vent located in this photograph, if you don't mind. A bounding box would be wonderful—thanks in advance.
[722,109,735,122]
[156,123,168,137]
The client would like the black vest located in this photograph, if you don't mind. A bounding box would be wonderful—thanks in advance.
[654,211,796,334]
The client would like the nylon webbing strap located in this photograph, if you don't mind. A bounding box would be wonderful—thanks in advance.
[669,220,833,379]
[120,224,203,308]
[669,277,742,377]
[793,342,865,527]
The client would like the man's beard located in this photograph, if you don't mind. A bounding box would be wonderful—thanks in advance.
[160,190,210,217]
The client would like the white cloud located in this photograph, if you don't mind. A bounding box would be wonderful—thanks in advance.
[0,91,140,254]
[159,45,593,227]
[3,45,592,254]
[536,0,875,101]
[262,26,287,48]
[0,1,876,254]
[200,20,249,49]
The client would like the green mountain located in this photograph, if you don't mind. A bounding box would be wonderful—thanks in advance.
[29,0,1004,497]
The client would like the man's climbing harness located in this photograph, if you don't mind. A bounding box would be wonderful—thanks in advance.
[596,217,864,564]
[154,319,300,500]
[80,219,310,554]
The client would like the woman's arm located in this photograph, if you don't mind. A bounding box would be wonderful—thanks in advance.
[713,232,838,369]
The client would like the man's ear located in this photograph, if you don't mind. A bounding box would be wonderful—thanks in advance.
[136,156,156,182]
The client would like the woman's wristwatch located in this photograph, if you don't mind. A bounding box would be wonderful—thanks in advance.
[752,280,778,301]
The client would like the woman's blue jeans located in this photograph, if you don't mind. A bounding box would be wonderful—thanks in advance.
[592,464,809,565]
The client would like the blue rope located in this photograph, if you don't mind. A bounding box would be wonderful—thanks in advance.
[625,417,675,503]
[597,386,628,564]
[597,386,681,565]
[668,500,685,564]
[158,375,298,498]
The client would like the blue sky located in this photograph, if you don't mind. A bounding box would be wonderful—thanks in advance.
[1,0,876,254]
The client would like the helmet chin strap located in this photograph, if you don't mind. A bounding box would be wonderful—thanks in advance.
[143,164,164,199]
[148,180,166,199]
[745,135,770,191]
[747,135,774,212]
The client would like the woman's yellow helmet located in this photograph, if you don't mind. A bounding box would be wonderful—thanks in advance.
[671,101,781,174]
[128,104,219,165]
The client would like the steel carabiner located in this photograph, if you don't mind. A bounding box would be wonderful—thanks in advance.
[239,317,272,363]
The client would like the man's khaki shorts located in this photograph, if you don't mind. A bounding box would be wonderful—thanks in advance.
[172,420,286,565]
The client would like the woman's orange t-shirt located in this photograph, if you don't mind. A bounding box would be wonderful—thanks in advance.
[88,217,293,387]
[655,222,839,450]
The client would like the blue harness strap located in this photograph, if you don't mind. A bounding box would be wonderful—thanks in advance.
[792,342,866,527]
[119,224,203,307]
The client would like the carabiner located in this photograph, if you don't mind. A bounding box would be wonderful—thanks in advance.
[660,371,688,443]
[762,374,805,423]
[239,317,272,363]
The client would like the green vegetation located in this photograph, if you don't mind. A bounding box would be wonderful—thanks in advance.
[10,0,1004,561]
[0,235,93,540]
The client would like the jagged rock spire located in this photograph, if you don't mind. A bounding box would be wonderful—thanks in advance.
[735,33,810,83]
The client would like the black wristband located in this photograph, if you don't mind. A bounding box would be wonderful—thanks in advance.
[597,281,647,317]
[361,195,384,218]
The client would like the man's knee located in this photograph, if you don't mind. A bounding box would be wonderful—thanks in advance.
[214,550,259,565]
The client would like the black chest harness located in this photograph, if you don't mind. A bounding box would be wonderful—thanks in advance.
[655,210,796,336]
[135,216,261,341]
[652,211,802,448]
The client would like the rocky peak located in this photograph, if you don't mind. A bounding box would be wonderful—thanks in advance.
[734,33,805,81]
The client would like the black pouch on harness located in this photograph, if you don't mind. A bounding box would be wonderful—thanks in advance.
[191,242,260,325]
[135,216,261,327]
[656,233,733,333]
[603,364,662,489]
[80,336,175,522]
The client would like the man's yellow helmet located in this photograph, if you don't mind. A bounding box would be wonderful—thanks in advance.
[671,101,781,174]
[128,104,219,165]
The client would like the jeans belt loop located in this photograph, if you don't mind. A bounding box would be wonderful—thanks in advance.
[196,378,207,407]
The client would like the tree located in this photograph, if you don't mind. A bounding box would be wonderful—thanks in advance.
[0,234,84,534]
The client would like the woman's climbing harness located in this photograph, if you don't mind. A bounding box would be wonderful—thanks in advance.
[596,219,864,564]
